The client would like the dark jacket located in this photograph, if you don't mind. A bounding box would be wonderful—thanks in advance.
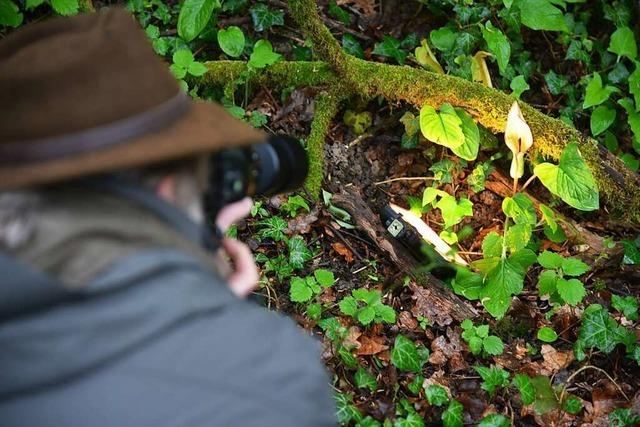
[0,181,335,427]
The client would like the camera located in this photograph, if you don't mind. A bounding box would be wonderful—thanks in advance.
[204,135,309,227]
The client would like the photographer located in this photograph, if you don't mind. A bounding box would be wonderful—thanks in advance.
[0,8,335,426]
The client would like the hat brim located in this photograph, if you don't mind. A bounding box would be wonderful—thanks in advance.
[0,101,265,189]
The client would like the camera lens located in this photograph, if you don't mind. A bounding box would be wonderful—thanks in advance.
[252,135,308,196]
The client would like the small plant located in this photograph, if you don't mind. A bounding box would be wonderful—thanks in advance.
[609,408,640,427]
[424,384,449,406]
[575,304,637,361]
[537,326,558,343]
[611,294,639,321]
[474,365,510,396]
[513,374,584,416]
[280,194,310,217]
[354,367,377,393]
[537,250,590,306]
[256,216,288,242]
[290,269,334,303]
[339,289,396,326]
[460,319,504,357]
[390,335,429,373]
[169,49,208,91]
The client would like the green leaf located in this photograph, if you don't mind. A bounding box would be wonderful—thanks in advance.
[249,3,284,31]
[452,268,483,300]
[619,98,640,140]
[590,105,617,136]
[578,304,634,354]
[583,73,618,109]
[474,365,510,396]
[539,204,559,233]
[217,26,245,57]
[358,305,376,325]
[354,367,377,392]
[608,27,637,61]
[609,408,640,427]
[562,395,583,415]
[375,304,397,324]
[342,34,364,58]
[483,335,505,355]
[290,277,312,302]
[482,21,510,74]
[314,269,335,287]
[173,49,195,68]
[629,64,640,110]
[510,75,530,98]
[441,400,464,427]
[248,39,282,68]
[0,0,22,27]
[557,278,586,306]
[435,195,473,229]
[372,36,407,65]
[538,270,558,296]
[480,249,536,318]
[478,413,510,427]
[502,193,536,225]
[430,27,457,52]
[306,303,322,320]
[414,39,444,74]
[425,384,450,407]
[538,250,564,269]
[339,296,358,316]
[537,326,558,342]
[482,232,503,258]
[335,393,363,425]
[50,0,78,15]
[451,108,480,161]
[530,375,559,415]
[391,335,423,373]
[187,61,208,77]
[419,103,465,149]
[288,236,312,269]
[468,336,483,356]
[561,257,590,276]
[611,295,639,321]
[177,0,219,42]
[513,374,535,405]
[534,143,599,211]
[517,0,568,32]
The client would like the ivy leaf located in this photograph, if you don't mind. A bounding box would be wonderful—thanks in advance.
[288,236,312,269]
[290,276,313,302]
[391,335,423,373]
[441,400,464,427]
[537,326,558,342]
[342,34,364,58]
[217,26,245,57]
[0,0,21,26]
[419,103,465,149]
[372,36,407,65]
[590,105,617,136]
[51,0,78,16]
[608,26,637,61]
[516,0,568,32]
[248,39,282,68]
[578,304,635,354]
[335,393,363,425]
[474,365,510,395]
[177,0,219,42]
[482,21,510,75]
[513,374,535,405]
[478,413,510,427]
[425,384,450,407]
[480,249,536,318]
[557,278,586,305]
[354,368,377,392]
[538,270,558,296]
[249,3,284,32]
[611,295,639,321]
[583,73,619,109]
[510,75,530,98]
[534,143,599,211]
[451,108,480,160]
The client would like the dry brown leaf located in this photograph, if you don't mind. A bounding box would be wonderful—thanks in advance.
[356,334,388,356]
[540,344,574,374]
[336,0,377,16]
[332,242,355,263]
[397,310,419,331]
[410,283,454,326]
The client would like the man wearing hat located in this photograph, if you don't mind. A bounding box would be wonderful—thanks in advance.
[0,8,335,427]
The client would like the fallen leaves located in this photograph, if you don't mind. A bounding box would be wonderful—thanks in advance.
[336,0,377,16]
[410,282,454,326]
[332,242,355,263]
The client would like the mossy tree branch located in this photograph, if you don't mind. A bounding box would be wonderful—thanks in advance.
[285,0,640,222]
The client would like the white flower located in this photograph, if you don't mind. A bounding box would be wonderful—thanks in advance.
[504,101,533,179]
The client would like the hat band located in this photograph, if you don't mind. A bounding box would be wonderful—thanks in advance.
[0,90,191,165]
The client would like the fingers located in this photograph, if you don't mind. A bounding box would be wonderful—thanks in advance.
[215,197,252,233]
[222,238,259,298]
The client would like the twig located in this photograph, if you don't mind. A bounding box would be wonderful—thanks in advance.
[558,365,629,405]
[520,174,537,192]
[329,224,364,261]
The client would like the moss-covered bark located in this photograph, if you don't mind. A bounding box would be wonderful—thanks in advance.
[306,92,341,196]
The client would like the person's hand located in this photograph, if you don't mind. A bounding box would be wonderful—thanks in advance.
[215,197,259,298]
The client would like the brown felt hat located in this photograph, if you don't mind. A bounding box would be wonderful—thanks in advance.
[0,8,263,189]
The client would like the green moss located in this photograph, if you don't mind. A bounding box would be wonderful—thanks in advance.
[78,0,94,12]
[305,92,341,197]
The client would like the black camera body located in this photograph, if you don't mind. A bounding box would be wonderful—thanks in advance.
[204,135,309,228]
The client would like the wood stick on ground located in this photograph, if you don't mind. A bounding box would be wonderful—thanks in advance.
[332,186,478,325]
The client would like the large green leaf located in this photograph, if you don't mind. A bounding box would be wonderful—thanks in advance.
[177,0,219,42]
[451,108,480,160]
[530,376,559,415]
[217,26,245,57]
[479,249,536,318]
[583,73,619,109]
[534,143,599,211]
[578,304,635,353]
[608,26,637,61]
[481,21,510,74]
[419,103,465,149]
[590,105,616,136]
[435,195,473,228]
[390,335,423,373]
[502,193,536,225]
[517,0,568,32]
[557,278,585,306]
[0,0,22,26]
